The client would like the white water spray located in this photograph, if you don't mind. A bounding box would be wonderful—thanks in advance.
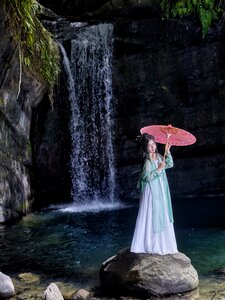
[60,24,117,207]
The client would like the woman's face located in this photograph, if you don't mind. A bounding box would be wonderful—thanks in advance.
[147,139,156,154]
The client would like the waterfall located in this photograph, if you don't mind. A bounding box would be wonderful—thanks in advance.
[60,23,116,206]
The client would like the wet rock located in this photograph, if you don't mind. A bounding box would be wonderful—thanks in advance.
[0,272,15,299]
[214,267,225,275]
[199,277,225,300]
[73,289,90,300]
[43,283,64,300]
[100,248,199,297]
[48,281,78,300]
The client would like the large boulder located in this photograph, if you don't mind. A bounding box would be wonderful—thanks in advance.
[100,248,199,297]
[0,272,15,299]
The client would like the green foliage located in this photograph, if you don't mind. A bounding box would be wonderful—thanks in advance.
[161,0,223,36]
[4,0,60,89]
[0,98,4,107]
[26,140,32,157]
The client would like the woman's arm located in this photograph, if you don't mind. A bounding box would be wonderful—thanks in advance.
[142,159,163,182]
[165,153,174,169]
[164,141,174,169]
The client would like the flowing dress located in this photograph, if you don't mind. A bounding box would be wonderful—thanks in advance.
[130,154,178,255]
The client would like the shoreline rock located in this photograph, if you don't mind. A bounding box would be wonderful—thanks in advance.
[0,272,15,299]
[100,248,199,297]
[73,289,91,300]
[43,283,64,300]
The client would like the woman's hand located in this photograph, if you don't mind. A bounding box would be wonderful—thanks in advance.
[165,140,172,155]
[157,160,166,172]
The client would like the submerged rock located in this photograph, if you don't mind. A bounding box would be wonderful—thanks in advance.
[100,248,199,297]
[0,272,15,299]
[213,267,225,275]
[18,272,41,284]
[43,283,64,300]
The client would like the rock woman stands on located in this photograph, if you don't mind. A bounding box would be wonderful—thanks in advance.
[130,133,178,254]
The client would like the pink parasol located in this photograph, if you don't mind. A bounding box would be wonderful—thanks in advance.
[140,124,196,146]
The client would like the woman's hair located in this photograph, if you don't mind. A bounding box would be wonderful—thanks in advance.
[141,133,158,160]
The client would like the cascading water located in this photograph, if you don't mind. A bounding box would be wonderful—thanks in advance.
[60,23,118,210]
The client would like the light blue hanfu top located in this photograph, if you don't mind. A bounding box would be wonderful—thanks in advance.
[137,153,174,233]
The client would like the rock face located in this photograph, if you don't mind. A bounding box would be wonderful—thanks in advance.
[31,67,72,209]
[0,3,71,220]
[100,248,199,297]
[39,0,161,19]
[0,3,47,222]
[112,18,225,203]
[0,272,15,299]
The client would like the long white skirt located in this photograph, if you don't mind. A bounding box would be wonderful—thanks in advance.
[130,183,178,255]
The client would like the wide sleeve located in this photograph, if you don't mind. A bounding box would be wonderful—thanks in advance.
[165,153,174,169]
[142,159,161,182]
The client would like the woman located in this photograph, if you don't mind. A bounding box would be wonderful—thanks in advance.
[130,133,178,255]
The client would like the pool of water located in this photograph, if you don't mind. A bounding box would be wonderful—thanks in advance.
[1,202,225,288]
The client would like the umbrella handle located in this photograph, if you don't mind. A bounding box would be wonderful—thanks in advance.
[163,134,171,160]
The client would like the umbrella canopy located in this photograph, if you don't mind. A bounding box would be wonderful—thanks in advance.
[140,124,196,146]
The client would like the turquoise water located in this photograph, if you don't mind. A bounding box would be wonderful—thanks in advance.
[177,228,225,274]
[1,203,225,287]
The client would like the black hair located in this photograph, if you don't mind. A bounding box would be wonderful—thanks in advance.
[141,133,158,160]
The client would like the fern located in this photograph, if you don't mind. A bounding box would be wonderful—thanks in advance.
[161,0,223,37]
[4,0,60,91]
